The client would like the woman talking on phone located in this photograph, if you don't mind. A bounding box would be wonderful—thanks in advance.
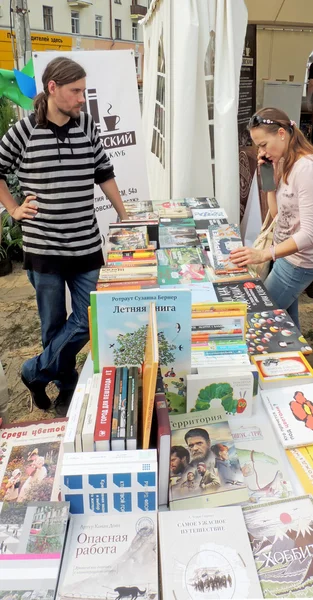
[230,107,313,329]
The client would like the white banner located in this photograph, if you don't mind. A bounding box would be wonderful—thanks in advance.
[33,50,150,239]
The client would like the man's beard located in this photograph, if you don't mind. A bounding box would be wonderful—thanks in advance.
[58,106,82,118]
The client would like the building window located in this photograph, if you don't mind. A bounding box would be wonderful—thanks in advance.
[151,31,166,168]
[71,11,80,35]
[115,19,121,39]
[43,6,53,31]
[134,56,139,75]
[114,0,122,4]
[132,22,138,42]
[95,15,102,37]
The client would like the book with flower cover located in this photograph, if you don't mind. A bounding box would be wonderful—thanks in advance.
[159,506,262,599]
[0,419,67,504]
[261,384,313,448]
[0,502,69,598]
[243,495,313,598]
[208,223,248,274]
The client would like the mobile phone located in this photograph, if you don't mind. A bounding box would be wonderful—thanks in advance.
[260,161,276,192]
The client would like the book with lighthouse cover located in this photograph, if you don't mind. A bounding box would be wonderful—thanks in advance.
[158,506,263,599]
[57,512,158,600]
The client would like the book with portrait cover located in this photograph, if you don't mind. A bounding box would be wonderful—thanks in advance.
[243,495,313,598]
[0,419,67,504]
[207,223,248,274]
[0,501,69,598]
[247,309,312,356]
[90,288,192,414]
[169,408,248,510]
[56,512,159,600]
[159,506,263,599]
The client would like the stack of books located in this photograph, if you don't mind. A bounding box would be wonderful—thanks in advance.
[118,199,159,224]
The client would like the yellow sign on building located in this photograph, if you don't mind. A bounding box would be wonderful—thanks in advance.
[0,29,72,70]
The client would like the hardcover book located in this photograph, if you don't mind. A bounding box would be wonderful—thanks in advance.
[229,415,293,504]
[63,384,86,453]
[213,279,276,312]
[126,367,139,451]
[0,419,67,504]
[186,371,254,417]
[94,367,115,451]
[142,303,159,449]
[159,226,200,248]
[286,446,313,493]
[159,217,196,228]
[159,506,263,599]
[156,247,205,267]
[61,449,158,515]
[169,409,248,509]
[0,501,69,598]
[261,384,313,448]
[107,226,149,252]
[251,351,313,389]
[243,495,313,598]
[90,288,192,413]
[247,309,312,356]
[82,373,102,453]
[57,512,159,600]
[111,367,125,451]
[154,370,171,507]
[158,263,210,286]
[75,379,92,453]
[207,223,248,274]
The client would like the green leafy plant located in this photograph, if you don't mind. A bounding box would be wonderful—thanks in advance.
[0,97,16,139]
[0,211,23,261]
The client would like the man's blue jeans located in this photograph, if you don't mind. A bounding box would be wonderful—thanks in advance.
[22,269,99,390]
[264,257,313,329]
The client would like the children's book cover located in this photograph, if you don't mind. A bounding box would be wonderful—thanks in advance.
[251,351,313,388]
[214,279,276,312]
[90,289,191,413]
[186,372,254,417]
[158,264,210,286]
[247,309,312,355]
[261,384,313,448]
[159,506,263,599]
[243,495,313,598]
[229,415,293,505]
[286,446,313,494]
[57,512,159,600]
[169,409,247,509]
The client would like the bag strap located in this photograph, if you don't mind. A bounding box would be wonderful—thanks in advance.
[261,210,276,233]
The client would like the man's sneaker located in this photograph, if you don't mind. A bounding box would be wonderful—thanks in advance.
[54,388,75,417]
[21,375,51,410]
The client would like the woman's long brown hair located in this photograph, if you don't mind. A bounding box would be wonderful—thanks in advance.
[33,56,86,127]
[248,107,313,183]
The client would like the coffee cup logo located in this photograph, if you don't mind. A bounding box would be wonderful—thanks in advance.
[103,103,121,131]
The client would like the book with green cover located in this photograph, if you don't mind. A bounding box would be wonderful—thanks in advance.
[158,263,210,286]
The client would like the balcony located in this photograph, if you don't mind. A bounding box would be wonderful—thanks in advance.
[67,0,92,7]
[130,3,147,20]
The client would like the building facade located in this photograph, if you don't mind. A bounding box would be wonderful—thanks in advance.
[0,0,150,83]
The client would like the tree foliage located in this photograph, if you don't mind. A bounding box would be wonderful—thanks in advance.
[112,324,176,367]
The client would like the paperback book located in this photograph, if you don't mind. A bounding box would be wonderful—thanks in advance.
[251,351,313,389]
[159,217,196,228]
[243,495,313,598]
[286,446,313,493]
[94,367,115,451]
[57,512,159,600]
[107,226,149,252]
[229,415,293,504]
[61,449,157,514]
[184,196,220,209]
[261,384,313,448]
[156,247,205,267]
[192,207,228,229]
[90,288,192,413]
[247,309,312,355]
[169,408,248,509]
[159,506,263,599]
[158,263,210,286]
[213,279,276,312]
[207,223,248,274]
[126,366,139,451]
[0,419,67,503]
[0,502,69,598]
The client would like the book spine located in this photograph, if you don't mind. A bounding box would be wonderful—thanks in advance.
[94,367,116,450]
[126,367,138,449]
[118,367,128,441]
[82,374,102,452]
[75,377,92,453]
[63,384,86,453]
[111,367,122,443]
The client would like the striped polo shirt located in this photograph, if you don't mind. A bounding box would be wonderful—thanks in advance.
[0,111,114,274]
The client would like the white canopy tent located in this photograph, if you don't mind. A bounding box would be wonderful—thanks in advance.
[142,0,248,223]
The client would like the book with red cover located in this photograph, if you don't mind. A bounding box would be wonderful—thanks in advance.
[94,366,116,451]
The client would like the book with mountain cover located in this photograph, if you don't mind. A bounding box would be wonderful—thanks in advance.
[159,506,263,599]
[243,495,313,598]
[169,408,248,510]
[0,502,69,598]
[56,512,159,600]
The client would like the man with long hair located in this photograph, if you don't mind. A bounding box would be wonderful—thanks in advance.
[0,57,127,414]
